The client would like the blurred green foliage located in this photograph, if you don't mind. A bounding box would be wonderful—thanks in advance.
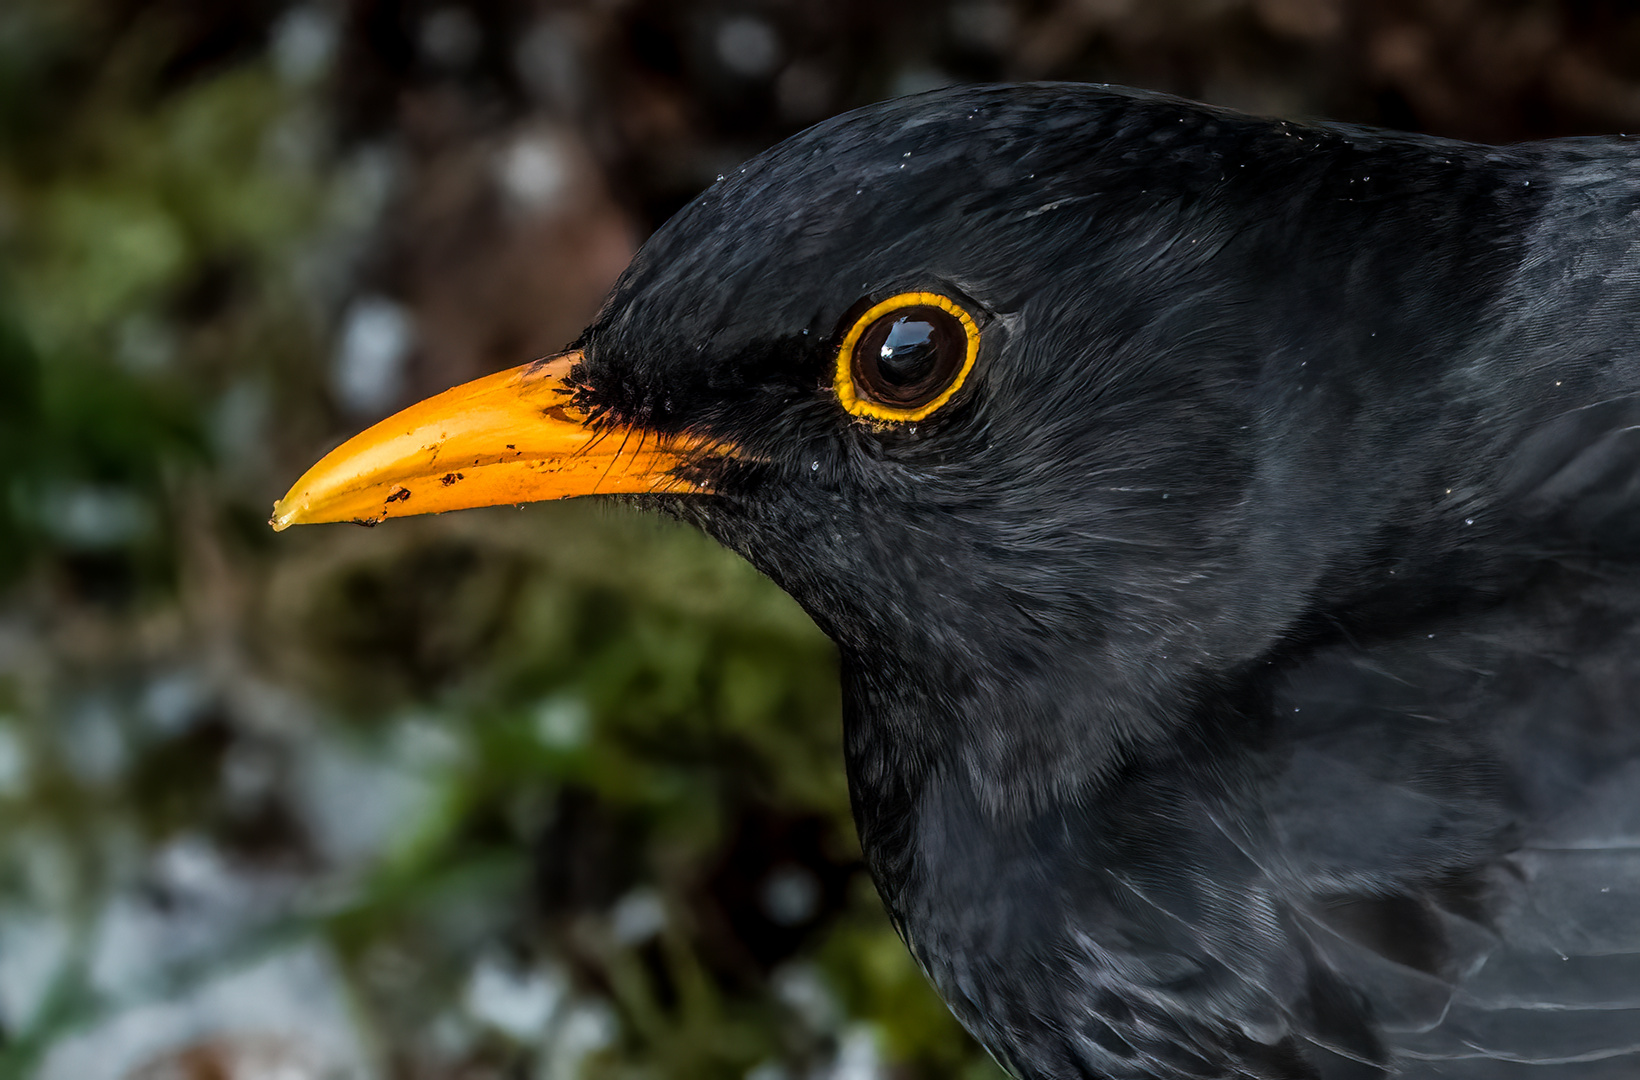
[0,4,299,595]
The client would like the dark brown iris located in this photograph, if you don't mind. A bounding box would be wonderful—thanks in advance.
[851,305,967,409]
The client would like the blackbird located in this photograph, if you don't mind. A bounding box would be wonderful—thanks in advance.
[273,84,1640,1078]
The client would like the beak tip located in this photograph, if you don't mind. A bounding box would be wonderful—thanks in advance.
[269,499,300,532]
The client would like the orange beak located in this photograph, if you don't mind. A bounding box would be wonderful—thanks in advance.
[270,353,714,531]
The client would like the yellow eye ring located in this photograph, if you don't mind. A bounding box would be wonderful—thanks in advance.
[833,291,981,423]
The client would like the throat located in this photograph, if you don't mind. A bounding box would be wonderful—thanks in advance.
[836,645,1231,941]
[841,709,1306,1080]
[837,642,1206,828]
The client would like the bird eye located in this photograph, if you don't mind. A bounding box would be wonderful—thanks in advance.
[834,292,980,422]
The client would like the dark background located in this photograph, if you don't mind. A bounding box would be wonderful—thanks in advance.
[2,2,1638,1078]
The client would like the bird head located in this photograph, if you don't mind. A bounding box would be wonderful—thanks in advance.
[273,84,1518,806]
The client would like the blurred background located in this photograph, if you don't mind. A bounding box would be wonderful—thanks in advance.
[4,1,1640,1077]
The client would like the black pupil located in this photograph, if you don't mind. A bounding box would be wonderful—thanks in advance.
[877,319,938,385]
[853,305,964,408]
